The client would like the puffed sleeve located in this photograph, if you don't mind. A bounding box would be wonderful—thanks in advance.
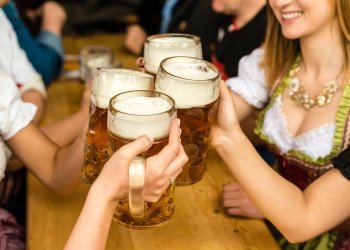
[0,71,36,140]
[225,48,269,109]
[332,147,350,181]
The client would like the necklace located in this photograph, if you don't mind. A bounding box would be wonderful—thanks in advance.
[288,58,340,110]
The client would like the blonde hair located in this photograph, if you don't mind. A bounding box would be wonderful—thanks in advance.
[262,0,350,88]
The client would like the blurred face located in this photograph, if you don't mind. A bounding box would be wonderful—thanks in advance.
[268,0,335,39]
[211,0,242,15]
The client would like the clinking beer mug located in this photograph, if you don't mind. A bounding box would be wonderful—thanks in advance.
[108,90,176,229]
[155,56,220,186]
[143,33,202,76]
[79,45,116,84]
[82,68,154,184]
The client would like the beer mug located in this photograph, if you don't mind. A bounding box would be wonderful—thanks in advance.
[82,68,154,184]
[143,33,202,76]
[108,90,176,229]
[79,45,121,83]
[155,56,220,186]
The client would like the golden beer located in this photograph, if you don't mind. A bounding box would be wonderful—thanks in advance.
[108,90,176,229]
[82,69,154,184]
[108,132,175,228]
[155,56,220,185]
[176,100,218,184]
[82,106,109,183]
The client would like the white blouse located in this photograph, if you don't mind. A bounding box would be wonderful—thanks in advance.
[226,48,335,160]
[0,10,46,98]
[0,71,36,181]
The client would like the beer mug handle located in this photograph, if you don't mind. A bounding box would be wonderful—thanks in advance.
[129,157,146,218]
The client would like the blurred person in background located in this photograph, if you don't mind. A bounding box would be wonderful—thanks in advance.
[125,0,225,61]
[3,0,66,86]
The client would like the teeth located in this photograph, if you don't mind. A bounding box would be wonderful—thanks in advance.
[282,12,302,20]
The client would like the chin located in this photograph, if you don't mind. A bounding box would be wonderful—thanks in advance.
[281,30,302,40]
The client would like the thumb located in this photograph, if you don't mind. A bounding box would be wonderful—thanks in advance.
[110,135,154,165]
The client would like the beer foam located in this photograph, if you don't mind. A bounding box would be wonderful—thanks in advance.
[155,62,220,108]
[164,62,218,80]
[116,96,171,114]
[150,37,197,48]
[86,54,111,68]
[144,37,202,75]
[91,69,154,109]
[108,96,175,139]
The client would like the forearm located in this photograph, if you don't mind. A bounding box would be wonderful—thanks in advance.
[41,111,88,146]
[65,186,117,250]
[8,123,84,195]
[50,129,85,195]
[213,129,309,240]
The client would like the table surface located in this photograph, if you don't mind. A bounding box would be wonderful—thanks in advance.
[26,34,280,250]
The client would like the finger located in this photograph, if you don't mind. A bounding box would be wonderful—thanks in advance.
[111,135,154,165]
[219,80,233,102]
[222,182,241,191]
[163,145,188,179]
[222,199,241,208]
[136,57,145,67]
[148,119,181,168]
[226,207,243,216]
[222,191,242,200]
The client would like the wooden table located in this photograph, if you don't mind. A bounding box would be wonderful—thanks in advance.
[26,34,280,250]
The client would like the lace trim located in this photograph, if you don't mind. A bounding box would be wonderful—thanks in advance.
[255,57,350,166]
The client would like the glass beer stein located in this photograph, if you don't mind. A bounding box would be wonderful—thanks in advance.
[108,90,176,229]
[82,68,154,184]
[155,56,220,186]
[79,45,121,83]
[143,33,202,76]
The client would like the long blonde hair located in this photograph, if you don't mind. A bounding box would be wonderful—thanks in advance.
[262,0,350,88]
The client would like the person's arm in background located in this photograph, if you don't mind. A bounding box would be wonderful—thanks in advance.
[3,1,66,85]
[65,120,187,250]
[210,82,350,243]
[124,0,162,55]
[40,87,90,147]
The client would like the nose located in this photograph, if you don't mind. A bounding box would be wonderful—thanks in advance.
[271,0,294,8]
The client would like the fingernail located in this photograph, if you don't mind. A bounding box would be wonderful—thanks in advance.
[177,118,181,126]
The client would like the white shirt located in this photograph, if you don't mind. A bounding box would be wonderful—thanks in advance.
[226,48,335,160]
[0,71,36,181]
[0,10,46,98]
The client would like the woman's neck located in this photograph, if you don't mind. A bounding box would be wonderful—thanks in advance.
[299,21,344,80]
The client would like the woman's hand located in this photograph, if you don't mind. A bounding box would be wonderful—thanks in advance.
[92,119,187,204]
[222,182,265,219]
[136,57,145,72]
[210,81,243,149]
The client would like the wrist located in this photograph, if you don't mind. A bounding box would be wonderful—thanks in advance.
[89,181,120,208]
[212,127,249,159]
